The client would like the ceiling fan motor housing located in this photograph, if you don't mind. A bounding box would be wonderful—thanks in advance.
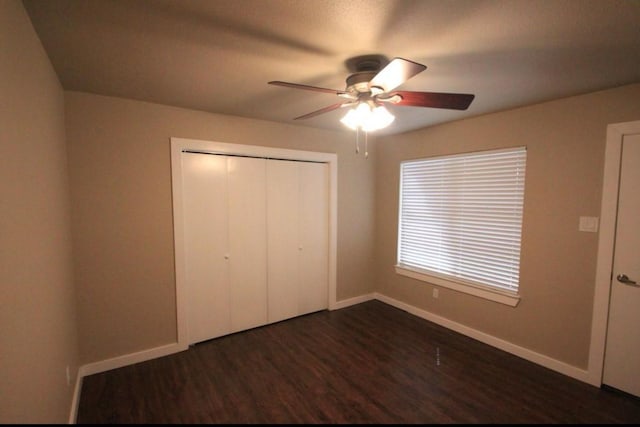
[345,71,378,95]
[345,54,389,73]
[344,54,391,96]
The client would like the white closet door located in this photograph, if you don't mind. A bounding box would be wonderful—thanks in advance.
[182,153,230,344]
[227,156,268,333]
[267,160,300,323]
[181,151,328,345]
[267,160,329,322]
[298,161,329,315]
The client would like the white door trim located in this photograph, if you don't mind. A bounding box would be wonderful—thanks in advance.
[170,137,338,348]
[589,119,640,386]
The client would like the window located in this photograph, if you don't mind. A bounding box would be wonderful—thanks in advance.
[396,147,526,306]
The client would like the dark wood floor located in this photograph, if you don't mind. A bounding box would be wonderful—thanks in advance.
[77,300,640,424]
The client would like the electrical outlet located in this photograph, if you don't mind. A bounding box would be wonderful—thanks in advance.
[579,216,599,232]
[66,366,71,386]
[433,288,439,299]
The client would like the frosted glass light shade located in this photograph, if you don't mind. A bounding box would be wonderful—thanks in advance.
[340,103,394,132]
[340,103,370,130]
[363,105,395,132]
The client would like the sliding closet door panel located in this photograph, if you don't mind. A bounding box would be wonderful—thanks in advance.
[267,160,300,323]
[182,153,230,344]
[227,156,268,333]
[298,162,329,315]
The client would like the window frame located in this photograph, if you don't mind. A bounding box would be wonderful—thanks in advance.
[395,147,526,307]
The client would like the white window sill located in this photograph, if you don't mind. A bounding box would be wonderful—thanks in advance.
[395,265,521,307]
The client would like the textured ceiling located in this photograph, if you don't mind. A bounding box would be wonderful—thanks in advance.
[22,0,640,136]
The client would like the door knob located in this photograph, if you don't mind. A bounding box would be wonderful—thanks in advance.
[616,274,638,287]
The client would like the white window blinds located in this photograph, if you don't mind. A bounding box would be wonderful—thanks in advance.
[397,147,526,293]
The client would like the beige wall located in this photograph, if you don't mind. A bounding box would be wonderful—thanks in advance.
[375,83,640,368]
[6,0,638,418]
[0,1,78,423]
[64,92,376,364]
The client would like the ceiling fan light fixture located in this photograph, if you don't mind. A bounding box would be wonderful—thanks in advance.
[340,103,395,132]
[340,102,370,130]
[364,105,395,132]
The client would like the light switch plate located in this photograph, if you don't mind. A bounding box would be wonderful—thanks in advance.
[579,216,599,232]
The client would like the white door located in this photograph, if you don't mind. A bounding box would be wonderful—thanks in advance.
[172,138,336,348]
[603,133,640,397]
[266,160,329,323]
[298,161,329,315]
[267,160,300,323]
[182,153,230,344]
[227,156,268,333]
[182,153,268,343]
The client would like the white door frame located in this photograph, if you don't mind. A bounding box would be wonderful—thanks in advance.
[589,119,640,386]
[170,137,338,348]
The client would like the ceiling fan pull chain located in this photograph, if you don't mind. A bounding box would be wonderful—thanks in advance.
[365,131,369,159]
[355,128,360,154]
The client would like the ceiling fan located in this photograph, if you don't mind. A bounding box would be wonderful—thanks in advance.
[268,54,475,133]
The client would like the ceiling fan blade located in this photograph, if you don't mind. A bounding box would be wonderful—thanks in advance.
[294,102,352,120]
[269,81,347,96]
[369,58,427,93]
[391,91,475,110]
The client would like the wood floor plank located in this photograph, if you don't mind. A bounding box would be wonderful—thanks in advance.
[77,300,640,423]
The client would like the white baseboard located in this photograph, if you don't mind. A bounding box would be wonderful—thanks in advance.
[78,342,188,378]
[332,293,375,310]
[374,292,591,385]
[68,373,82,424]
